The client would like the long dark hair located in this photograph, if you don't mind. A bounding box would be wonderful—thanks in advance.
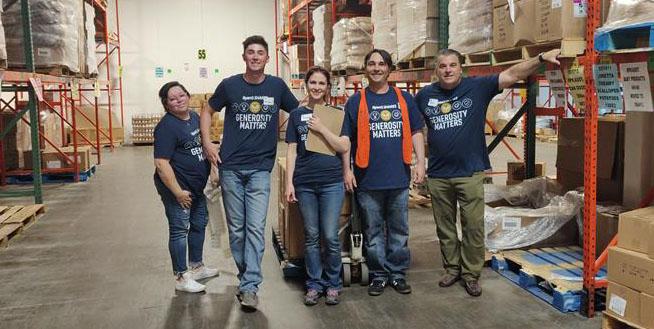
[158,81,190,111]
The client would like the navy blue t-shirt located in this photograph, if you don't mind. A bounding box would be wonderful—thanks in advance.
[285,106,344,186]
[342,88,424,190]
[415,75,501,178]
[153,111,210,196]
[208,74,299,171]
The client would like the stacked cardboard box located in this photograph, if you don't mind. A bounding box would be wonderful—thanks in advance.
[312,3,333,70]
[210,113,223,142]
[131,113,163,145]
[556,116,624,203]
[448,0,493,54]
[330,17,373,71]
[24,146,93,172]
[288,44,313,79]
[278,157,351,259]
[68,106,124,145]
[492,0,535,50]
[623,112,654,209]
[506,161,546,185]
[371,0,398,62]
[606,207,654,328]
[396,0,439,62]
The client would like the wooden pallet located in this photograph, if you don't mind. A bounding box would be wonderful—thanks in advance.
[492,39,586,66]
[397,57,437,71]
[331,68,363,77]
[0,204,46,248]
[602,312,645,329]
[595,22,654,52]
[492,246,607,312]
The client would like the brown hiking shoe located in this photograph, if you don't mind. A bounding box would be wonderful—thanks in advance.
[463,280,482,297]
[438,273,461,287]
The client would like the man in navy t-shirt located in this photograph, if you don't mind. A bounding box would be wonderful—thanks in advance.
[342,49,425,297]
[200,35,299,310]
[415,48,561,297]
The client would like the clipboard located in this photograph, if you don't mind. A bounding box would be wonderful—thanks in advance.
[305,104,345,156]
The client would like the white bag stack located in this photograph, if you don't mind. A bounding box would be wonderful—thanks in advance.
[330,17,373,71]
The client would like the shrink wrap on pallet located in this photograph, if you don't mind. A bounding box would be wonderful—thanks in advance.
[372,0,398,62]
[396,0,439,62]
[0,0,6,65]
[484,177,583,251]
[330,17,373,71]
[599,0,654,31]
[84,3,98,76]
[448,0,493,54]
[312,3,333,70]
[3,0,84,72]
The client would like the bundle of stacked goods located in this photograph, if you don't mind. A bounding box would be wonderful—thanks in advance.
[330,17,373,71]
[312,3,333,70]
[448,0,493,54]
[371,0,398,62]
[396,0,439,63]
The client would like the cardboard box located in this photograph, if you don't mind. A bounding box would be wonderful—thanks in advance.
[608,247,654,296]
[23,146,92,171]
[492,0,536,50]
[487,214,578,248]
[617,207,654,258]
[556,117,624,203]
[623,111,654,209]
[506,161,546,184]
[534,0,586,42]
[606,281,641,325]
[642,293,654,328]
[597,209,620,256]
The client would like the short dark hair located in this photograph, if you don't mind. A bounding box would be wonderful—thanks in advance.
[437,48,464,66]
[364,49,394,70]
[158,81,190,111]
[243,35,269,53]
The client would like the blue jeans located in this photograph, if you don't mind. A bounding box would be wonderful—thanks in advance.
[357,188,410,282]
[295,182,345,292]
[155,180,208,276]
[219,169,271,293]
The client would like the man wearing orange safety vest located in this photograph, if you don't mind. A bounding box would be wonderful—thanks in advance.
[342,49,426,297]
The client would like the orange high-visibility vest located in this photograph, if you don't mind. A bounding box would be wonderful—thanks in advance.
[355,86,413,168]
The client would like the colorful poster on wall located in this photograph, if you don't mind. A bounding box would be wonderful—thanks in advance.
[545,70,567,107]
[565,62,586,112]
[199,67,208,79]
[620,62,653,112]
[593,63,623,113]
[155,67,164,78]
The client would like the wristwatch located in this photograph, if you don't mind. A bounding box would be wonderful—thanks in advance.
[538,52,545,63]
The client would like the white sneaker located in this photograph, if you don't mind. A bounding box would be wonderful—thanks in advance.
[175,272,206,293]
[190,265,219,281]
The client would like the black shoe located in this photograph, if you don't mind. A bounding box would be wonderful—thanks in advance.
[463,280,482,297]
[390,279,412,294]
[438,273,461,288]
[368,280,386,296]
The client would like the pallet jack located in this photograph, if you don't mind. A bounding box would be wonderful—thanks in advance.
[341,193,369,286]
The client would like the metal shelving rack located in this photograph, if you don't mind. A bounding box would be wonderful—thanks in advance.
[0,0,123,203]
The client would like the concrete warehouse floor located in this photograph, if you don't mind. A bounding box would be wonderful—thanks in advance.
[0,137,601,329]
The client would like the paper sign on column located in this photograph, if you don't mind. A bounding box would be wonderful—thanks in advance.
[545,70,567,107]
[620,62,653,112]
[593,63,623,113]
[306,104,345,156]
[565,64,586,112]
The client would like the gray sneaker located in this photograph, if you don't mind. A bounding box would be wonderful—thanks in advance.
[239,291,259,311]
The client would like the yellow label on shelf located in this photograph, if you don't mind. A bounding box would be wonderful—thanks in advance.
[94,81,101,97]
[71,81,80,99]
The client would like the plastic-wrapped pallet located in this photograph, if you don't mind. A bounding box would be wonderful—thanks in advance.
[448,0,492,54]
[330,17,373,71]
[599,0,654,31]
[84,3,98,76]
[0,0,6,66]
[396,0,439,62]
[372,0,398,62]
[312,3,333,70]
[3,0,84,73]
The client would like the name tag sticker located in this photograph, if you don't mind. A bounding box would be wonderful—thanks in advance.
[428,98,439,107]
[300,114,312,122]
[263,97,274,106]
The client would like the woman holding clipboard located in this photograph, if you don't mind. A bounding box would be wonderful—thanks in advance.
[284,66,350,306]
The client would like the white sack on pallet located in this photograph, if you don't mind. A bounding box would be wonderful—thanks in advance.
[599,0,654,31]
[0,0,6,63]
[3,0,83,72]
[330,17,373,71]
[312,3,333,70]
[448,0,492,54]
[485,190,584,251]
[372,0,398,62]
[84,3,98,75]
[396,0,438,62]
